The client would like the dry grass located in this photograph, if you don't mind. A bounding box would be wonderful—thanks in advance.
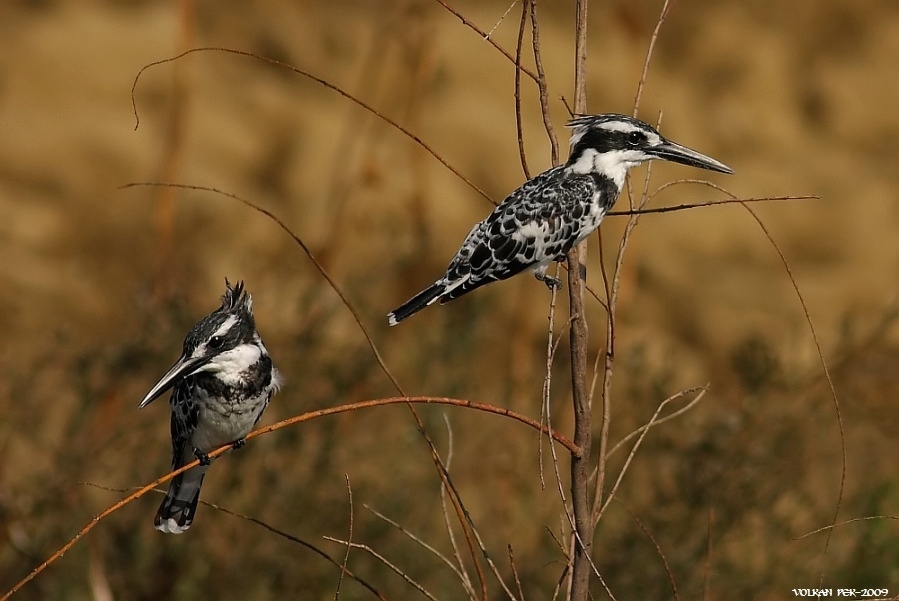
[2,0,899,599]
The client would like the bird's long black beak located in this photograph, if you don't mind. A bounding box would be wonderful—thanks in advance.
[138,354,210,408]
[650,139,733,174]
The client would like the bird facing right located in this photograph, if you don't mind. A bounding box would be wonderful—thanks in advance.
[387,113,733,325]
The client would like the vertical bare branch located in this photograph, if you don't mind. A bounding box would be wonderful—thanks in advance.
[529,0,559,165]
[514,1,531,178]
[632,0,673,117]
[539,281,558,489]
[567,1,592,598]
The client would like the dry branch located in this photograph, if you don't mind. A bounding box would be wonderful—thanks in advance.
[566,2,593,598]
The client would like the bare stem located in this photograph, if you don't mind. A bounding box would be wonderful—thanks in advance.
[567,1,593,599]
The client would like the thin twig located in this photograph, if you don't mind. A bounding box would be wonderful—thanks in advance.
[738,204,846,583]
[529,0,559,165]
[456,516,522,601]
[323,538,441,601]
[550,560,569,601]
[620,501,679,601]
[508,545,526,601]
[437,417,477,600]
[538,267,561,489]
[514,0,530,179]
[365,504,475,598]
[606,385,708,457]
[204,499,386,600]
[794,515,899,540]
[432,0,539,83]
[632,0,673,117]
[607,194,818,217]
[485,1,520,39]
[334,475,354,600]
[596,388,707,523]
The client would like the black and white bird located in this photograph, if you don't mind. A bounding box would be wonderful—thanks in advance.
[387,113,732,325]
[139,280,281,534]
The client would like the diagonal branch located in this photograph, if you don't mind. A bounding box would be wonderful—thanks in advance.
[606,194,818,217]
[432,0,539,83]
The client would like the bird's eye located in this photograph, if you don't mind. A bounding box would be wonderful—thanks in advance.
[208,336,224,349]
[626,131,645,146]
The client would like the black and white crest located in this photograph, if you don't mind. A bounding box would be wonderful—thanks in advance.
[176,279,256,364]
[387,113,732,325]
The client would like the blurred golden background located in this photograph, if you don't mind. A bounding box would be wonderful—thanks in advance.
[1,0,898,598]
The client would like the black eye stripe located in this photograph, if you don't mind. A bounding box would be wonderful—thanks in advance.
[569,128,650,160]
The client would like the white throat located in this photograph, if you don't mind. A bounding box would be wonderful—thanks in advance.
[197,343,263,385]
[566,148,643,190]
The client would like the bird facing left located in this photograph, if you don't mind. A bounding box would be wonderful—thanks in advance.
[139,279,281,534]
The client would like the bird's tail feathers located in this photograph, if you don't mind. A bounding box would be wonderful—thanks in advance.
[154,466,208,534]
[388,282,446,326]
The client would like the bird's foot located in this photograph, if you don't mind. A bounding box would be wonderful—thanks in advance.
[537,274,563,290]
[193,447,211,466]
[232,438,246,451]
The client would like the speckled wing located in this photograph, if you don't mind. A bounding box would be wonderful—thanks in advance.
[169,383,199,469]
[440,166,604,302]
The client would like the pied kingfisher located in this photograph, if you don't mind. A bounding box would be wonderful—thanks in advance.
[387,113,732,325]
[139,280,281,534]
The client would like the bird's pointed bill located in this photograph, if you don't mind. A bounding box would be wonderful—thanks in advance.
[650,140,733,174]
[139,354,210,408]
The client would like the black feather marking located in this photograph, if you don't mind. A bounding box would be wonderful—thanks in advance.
[388,282,447,325]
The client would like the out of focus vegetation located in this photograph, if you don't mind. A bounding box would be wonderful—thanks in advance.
[2,0,899,598]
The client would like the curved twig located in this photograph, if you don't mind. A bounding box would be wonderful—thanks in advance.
[130,47,492,203]
[794,515,899,540]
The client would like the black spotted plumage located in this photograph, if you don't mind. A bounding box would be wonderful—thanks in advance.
[387,113,732,325]
[439,165,612,302]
